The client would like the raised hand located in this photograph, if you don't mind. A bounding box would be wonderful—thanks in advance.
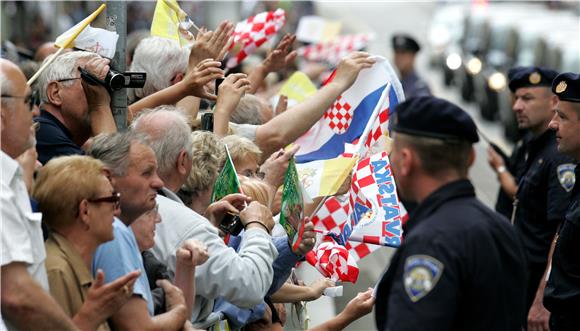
[189,20,234,69]
[180,58,224,101]
[292,218,316,256]
[177,239,209,267]
[215,73,252,114]
[330,52,376,91]
[262,34,298,74]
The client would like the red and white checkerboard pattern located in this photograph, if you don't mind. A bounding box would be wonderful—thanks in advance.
[306,239,360,283]
[297,33,373,65]
[323,95,353,134]
[227,9,286,68]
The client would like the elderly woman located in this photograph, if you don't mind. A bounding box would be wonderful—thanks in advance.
[177,131,226,214]
[33,155,140,331]
[130,204,208,318]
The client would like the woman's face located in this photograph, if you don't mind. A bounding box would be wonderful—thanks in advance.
[131,205,161,252]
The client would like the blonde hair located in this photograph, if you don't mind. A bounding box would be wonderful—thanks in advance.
[178,131,226,204]
[33,155,106,230]
[239,176,272,207]
[222,135,262,166]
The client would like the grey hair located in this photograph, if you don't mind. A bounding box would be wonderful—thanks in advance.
[36,51,100,104]
[88,132,148,176]
[128,37,188,103]
[231,94,265,125]
[130,105,193,176]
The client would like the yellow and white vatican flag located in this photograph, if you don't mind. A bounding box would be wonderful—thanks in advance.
[276,71,317,108]
[151,0,197,47]
[296,156,357,200]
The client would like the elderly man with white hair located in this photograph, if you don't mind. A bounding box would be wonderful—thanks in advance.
[34,51,117,165]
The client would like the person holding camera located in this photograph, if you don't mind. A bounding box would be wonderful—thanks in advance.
[34,51,117,165]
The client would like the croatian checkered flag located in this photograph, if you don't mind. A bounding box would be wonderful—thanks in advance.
[297,33,374,66]
[305,237,360,283]
[226,8,286,68]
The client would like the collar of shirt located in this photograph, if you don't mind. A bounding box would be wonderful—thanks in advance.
[49,231,93,288]
[1,150,22,183]
[403,179,476,235]
[37,109,76,141]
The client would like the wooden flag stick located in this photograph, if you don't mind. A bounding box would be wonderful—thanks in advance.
[27,47,65,86]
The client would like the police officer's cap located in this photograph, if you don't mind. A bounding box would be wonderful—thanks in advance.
[552,72,580,103]
[392,96,479,144]
[391,34,420,53]
[507,66,559,93]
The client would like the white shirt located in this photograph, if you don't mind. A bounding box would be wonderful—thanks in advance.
[1,151,49,330]
[152,194,277,323]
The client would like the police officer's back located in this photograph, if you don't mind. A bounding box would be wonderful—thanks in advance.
[543,73,580,331]
[375,96,527,331]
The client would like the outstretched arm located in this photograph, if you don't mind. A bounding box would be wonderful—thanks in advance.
[255,52,376,158]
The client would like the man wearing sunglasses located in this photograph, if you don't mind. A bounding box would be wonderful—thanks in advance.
[34,51,117,165]
[1,59,77,330]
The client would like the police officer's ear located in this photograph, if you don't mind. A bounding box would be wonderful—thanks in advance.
[468,146,476,168]
[398,146,415,176]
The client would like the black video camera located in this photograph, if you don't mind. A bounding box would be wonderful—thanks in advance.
[79,66,146,91]
[219,212,244,236]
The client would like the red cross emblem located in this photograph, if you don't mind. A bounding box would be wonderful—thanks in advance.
[324,95,353,134]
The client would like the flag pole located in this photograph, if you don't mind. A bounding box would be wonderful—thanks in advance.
[27,47,65,86]
[353,83,390,156]
[27,3,107,86]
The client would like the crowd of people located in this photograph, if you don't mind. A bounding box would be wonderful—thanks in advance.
[1,8,580,331]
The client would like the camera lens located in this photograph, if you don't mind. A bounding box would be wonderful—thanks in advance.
[106,70,126,90]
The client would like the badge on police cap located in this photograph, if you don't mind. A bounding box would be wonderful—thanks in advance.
[555,80,567,94]
[529,72,541,85]
[557,164,576,193]
[403,255,444,302]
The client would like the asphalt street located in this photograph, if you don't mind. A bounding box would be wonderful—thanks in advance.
[290,2,511,330]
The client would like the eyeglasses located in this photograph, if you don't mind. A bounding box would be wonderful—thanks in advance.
[56,77,82,83]
[88,192,121,209]
[1,90,40,112]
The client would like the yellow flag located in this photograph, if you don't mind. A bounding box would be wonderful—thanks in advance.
[54,4,107,49]
[296,157,357,199]
[151,0,193,47]
[278,72,317,107]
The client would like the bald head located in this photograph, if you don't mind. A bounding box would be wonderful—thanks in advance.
[1,59,34,158]
[34,42,62,62]
[0,58,26,97]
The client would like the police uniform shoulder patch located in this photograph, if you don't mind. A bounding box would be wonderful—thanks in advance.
[403,255,444,302]
[557,163,576,193]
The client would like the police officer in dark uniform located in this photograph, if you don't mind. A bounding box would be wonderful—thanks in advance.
[487,67,574,330]
[375,96,527,331]
[543,73,580,331]
[392,34,431,99]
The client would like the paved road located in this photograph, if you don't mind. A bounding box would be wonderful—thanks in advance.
[290,2,512,330]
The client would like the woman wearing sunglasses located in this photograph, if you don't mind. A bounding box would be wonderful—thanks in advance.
[33,155,140,331]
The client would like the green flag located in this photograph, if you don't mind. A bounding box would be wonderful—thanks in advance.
[279,158,305,250]
[211,145,241,203]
